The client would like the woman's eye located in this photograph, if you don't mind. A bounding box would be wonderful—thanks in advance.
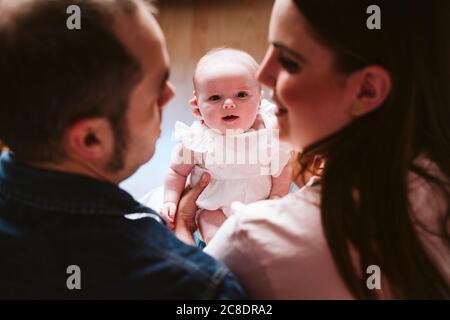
[278,56,300,73]
[208,95,221,101]
[236,91,248,98]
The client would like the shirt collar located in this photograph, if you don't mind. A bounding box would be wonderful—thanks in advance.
[0,152,156,217]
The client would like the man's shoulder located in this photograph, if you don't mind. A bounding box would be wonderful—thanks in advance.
[0,209,246,299]
[113,215,247,298]
[58,214,247,299]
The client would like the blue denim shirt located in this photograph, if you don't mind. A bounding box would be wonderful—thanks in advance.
[0,152,246,299]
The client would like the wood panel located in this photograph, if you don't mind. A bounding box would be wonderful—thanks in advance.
[157,0,274,71]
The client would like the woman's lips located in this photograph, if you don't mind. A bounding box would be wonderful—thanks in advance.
[222,115,239,122]
[275,106,288,117]
[271,94,288,117]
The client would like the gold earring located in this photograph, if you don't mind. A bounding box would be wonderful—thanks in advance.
[352,100,364,115]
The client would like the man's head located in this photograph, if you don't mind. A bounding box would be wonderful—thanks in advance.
[0,0,174,183]
[191,48,261,134]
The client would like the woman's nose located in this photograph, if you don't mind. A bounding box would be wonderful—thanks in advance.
[257,48,277,89]
[222,98,236,109]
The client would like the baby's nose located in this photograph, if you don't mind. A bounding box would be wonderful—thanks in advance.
[222,98,236,109]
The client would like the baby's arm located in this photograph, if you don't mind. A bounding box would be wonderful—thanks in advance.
[162,144,195,227]
[269,162,293,199]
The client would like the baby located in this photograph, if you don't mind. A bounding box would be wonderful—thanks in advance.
[161,48,292,244]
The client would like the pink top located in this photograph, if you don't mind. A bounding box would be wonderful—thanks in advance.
[205,158,450,299]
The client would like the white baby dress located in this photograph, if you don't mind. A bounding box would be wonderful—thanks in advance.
[173,99,291,216]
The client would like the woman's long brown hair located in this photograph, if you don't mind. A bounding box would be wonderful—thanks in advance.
[292,0,450,298]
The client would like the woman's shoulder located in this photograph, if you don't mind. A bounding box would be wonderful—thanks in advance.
[207,178,324,258]
[234,176,321,215]
[206,177,353,299]
[235,182,319,219]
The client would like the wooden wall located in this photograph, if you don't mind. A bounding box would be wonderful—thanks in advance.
[157,0,274,73]
[156,0,274,135]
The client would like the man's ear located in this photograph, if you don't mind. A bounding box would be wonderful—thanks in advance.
[65,118,114,162]
[189,91,202,117]
[351,65,391,117]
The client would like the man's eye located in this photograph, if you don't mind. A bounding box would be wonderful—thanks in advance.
[208,95,221,101]
[236,91,248,98]
[278,56,300,73]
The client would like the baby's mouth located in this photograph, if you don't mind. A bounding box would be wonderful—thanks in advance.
[222,115,239,122]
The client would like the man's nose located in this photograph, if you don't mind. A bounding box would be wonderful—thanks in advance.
[222,98,236,109]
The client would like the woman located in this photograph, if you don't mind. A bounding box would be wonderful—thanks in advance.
[175,0,450,299]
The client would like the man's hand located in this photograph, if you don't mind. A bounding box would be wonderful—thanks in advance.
[174,173,210,244]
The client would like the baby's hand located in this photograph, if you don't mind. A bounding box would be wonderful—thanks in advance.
[161,202,177,230]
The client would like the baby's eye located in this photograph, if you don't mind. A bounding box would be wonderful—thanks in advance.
[236,91,248,98]
[208,95,222,101]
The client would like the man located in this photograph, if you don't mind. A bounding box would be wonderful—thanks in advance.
[0,0,246,299]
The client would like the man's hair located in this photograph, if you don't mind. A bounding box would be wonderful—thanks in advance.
[193,47,260,91]
[0,0,154,168]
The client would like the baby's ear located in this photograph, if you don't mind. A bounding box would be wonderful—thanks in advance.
[189,97,198,107]
[189,92,198,107]
[189,92,202,116]
[192,107,201,117]
[189,94,202,117]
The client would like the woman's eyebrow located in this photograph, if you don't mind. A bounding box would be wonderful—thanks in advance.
[272,42,307,64]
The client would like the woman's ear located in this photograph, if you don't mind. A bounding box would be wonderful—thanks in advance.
[351,65,391,117]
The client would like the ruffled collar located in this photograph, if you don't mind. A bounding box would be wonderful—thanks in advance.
[172,99,277,153]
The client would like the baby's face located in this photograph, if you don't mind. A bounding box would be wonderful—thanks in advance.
[195,62,261,134]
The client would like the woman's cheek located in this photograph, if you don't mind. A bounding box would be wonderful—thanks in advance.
[276,79,304,146]
[275,72,292,105]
